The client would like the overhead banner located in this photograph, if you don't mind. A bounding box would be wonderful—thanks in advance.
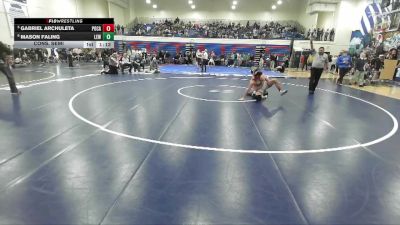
[3,0,29,37]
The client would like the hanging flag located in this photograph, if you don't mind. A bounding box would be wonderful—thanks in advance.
[360,2,393,35]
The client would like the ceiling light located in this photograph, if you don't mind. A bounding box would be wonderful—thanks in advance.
[277,0,282,5]
[152,4,157,8]
[146,0,151,4]
[188,0,193,4]
[191,4,195,9]
[233,1,237,5]
[272,5,276,10]
[232,5,236,9]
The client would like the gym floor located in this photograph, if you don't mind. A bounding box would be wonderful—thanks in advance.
[0,63,399,225]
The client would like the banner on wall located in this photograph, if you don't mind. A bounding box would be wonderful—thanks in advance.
[120,41,290,57]
[3,0,29,37]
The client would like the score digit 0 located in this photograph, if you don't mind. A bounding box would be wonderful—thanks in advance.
[102,24,114,32]
[102,32,114,41]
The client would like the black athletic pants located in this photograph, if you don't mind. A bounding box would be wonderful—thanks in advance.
[309,67,323,91]
[0,65,19,93]
[68,55,73,67]
[104,65,118,74]
[120,63,132,73]
[338,68,350,84]
[201,59,208,72]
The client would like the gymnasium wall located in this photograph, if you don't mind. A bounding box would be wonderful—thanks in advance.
[298,7,318,29]
[109,2,125,26]
[77,0,108,18]
[129,0,371,54]
[116,35,353,55]
[316,12,335,29]
[120,41,290,57]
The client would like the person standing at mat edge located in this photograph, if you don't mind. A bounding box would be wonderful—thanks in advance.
[67,49,73,67]
[201,49,208,73]
[0,42,20,95]
[308,38,328,94]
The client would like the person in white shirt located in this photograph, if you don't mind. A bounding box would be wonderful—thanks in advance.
[237,53,242,67]
[208,51,216,66]
[259,56,264,71]
[331,55,337,72]
[208,56,215,66]
[120,53,132,74]
[201,49,208,73]
[196,49,202,69]
[150,55,159,72]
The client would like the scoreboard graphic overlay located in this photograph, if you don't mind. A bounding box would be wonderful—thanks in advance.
[14,18,115,48]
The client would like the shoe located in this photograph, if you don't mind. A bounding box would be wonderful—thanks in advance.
[309,90,314,95]
[11,90,21,95]
[255,95,262,101]
[359,84,364,87]
[262,94,268,100]
[280,90,288,96]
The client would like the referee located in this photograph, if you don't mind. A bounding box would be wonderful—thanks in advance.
[308,38,328,94]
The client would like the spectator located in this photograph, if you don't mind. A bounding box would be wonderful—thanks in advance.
[337,50,352,85]
[386,48,398,60]
[150,55,159,71]
[119,53,132,74]
[324,29,330,41]
[330,28,335,41]
[331,55,337,72]
[299,53,305,71]
[209,51,216,66]
[270,54,277,69]
[352,52,369,87]
[128,19,309,40]
[371,54,384,79]
[196,49,202,68]
[259,56,264,70]
[101,52,119,74]
[201,49,208,73]
[117,24,121,34]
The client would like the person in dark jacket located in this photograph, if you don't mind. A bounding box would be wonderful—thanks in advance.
[101,52,119,74]
[352,52,369,87]
[371,55,384,80]
[0,42,20,95]
[67,49,73,67]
